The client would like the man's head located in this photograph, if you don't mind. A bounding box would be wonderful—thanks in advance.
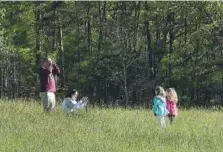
[42,57,52,67]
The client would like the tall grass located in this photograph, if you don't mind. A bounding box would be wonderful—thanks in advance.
[0,100,222,152]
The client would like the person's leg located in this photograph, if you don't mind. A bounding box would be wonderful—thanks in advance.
[47,92,56,112]
[168,115,172,124]
[156,116,160,127]
[156,116,166,128]
[51,93,56,112]
[170,116,175,124]
[40,92,50,112]
[160,116,166,128]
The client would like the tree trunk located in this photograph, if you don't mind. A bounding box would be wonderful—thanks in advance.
[0,67,2,98]
[35,2,41,67]
[120,2,129,107]
[4,55,9,97]
[144,1,153,80]
[103,1,107,23]
[195,23,200,105]
[102,1,107,36]
[133,1,140,52]
[87,2,92,55]
[123,64,128,107]
[98,1,102,103]
[97,1,102,63]
[12,54,17,99]
[58,15,65,88]
[168,12,174,86]
[154,15,160,79]
[75,2,81,67]
[184,16,187,44]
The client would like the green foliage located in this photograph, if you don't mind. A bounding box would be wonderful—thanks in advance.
[0,1,222,105]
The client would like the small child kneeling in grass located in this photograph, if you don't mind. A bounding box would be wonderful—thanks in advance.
[62,89,89,114]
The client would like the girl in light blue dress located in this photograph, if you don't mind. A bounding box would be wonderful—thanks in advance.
[153,86,169,128]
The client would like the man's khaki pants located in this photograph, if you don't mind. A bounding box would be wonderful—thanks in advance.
[40,92,56,112]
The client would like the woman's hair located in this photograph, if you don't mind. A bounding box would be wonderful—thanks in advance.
[166,88,178,103]
[65,89,78,98]
[155,86,166,97]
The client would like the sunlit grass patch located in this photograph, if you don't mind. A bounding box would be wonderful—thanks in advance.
[0,100,222,152]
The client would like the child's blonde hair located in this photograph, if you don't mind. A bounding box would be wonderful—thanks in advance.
[155,86,166,97]
[166,88,178,103]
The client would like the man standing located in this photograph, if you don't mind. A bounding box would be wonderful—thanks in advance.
[39,57,60,112]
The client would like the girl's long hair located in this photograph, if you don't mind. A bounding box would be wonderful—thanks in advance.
[65,89,78,98]
[166,88,178,103]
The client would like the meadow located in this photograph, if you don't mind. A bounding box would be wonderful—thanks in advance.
[0,100,222,152]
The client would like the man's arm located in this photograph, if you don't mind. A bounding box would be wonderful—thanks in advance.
[40,66,53,75]
[52,62,60,76]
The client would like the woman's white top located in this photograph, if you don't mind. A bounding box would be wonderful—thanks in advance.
[62,97,84,113]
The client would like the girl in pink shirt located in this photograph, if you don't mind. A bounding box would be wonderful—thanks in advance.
[166,88,179,124]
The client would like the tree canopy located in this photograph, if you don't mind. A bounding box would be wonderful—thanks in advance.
[0,1,222,107]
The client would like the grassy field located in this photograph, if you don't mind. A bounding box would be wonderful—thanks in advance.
[0,100,222,152]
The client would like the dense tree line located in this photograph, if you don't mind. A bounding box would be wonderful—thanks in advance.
[0,1,222,107]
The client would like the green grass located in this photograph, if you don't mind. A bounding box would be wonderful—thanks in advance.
[0,100,222,152]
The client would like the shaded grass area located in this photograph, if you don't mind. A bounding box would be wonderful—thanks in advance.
[0,100,222,152]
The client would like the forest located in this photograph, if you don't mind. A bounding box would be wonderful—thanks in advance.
[0,1,222,107]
